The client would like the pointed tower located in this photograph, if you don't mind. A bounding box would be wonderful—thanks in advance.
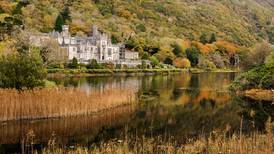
[92,25,99,37]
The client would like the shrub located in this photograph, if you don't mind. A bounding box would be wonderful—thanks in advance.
[198,57,216,70]
[0,53,46,90]
[136,24,146,32]
[87,59,101,69]
[67,57,78,69]
[209,52,225,68]
[141,60,147,69]
[230,65,273,91]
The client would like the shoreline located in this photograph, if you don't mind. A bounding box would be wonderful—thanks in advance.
[47,68,239,77]
[239,89,274,102]
[0,102,135,123]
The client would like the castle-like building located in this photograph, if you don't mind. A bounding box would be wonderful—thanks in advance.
[30,25,140,66]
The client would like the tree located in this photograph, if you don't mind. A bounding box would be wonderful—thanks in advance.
[40,39,68,66]
[209,33,216,43]
[173,58,191,68]
[68,57,78,69]
[242,42,273,70]
[186,47,200,67]
[199,33,208,44]
[87,59,101,69]
[149,56,159,67]
[0,52,46,90]
[142,52,149,60]
[171,43,184,57]
[54,14,64,32]
[61,6,71,23]
[141,60,147,69]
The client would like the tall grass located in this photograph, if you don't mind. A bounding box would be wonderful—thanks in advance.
[28,119,273,154]
[0,105,135,144]
[39,125,273,154]
[0,88,136,121]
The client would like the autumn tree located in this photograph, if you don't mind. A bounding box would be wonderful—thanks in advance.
[173,58,191,68]
[242,42,273,70]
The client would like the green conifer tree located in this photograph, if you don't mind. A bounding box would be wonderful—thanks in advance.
[54,14,64,32]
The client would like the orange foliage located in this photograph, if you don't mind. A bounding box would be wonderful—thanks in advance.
[191,41,203,50]
[0,1,15,14]
[215,40,239,55]
[182,40,191,49]
[173,58,191,68]
[200,44,215,54]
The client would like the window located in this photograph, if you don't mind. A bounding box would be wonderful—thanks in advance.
[108,48,112,56]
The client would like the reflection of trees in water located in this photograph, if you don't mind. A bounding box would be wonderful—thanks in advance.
[126,99,242,144]
[239,97,274,131]
[188,74,200,99]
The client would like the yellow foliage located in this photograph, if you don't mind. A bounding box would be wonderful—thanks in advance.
[116,8,133,19]
[0,1,16,14]
[173,58,191,68]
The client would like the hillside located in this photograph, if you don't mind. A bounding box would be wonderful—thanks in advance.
[0,0,273,47]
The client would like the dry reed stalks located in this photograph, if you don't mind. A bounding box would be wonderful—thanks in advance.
[0,88,136,121]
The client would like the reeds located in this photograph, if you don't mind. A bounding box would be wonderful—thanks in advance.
[0,88,136,121]
[39,130,273,154]
[39,120,274,154]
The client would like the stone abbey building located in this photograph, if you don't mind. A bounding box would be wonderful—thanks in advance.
[30,25,140,67]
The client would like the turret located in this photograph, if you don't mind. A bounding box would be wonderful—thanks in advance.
[62,25,69,37]
[92,25,99,37]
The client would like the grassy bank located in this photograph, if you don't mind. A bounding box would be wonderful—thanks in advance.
[47,68,239,77]
[47,68,186,77]
[37,121,273,154]
[0,88,136,122]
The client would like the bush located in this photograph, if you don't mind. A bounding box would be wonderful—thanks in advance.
[136,24,146,32]
[0,53,46,90]
[198,57,216,70]
[87,59,101,69]
[67,57,78,69]
[230,65,273,91]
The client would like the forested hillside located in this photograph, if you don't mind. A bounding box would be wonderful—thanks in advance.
[0,0,273,69]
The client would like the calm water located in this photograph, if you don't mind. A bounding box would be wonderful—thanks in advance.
[0,72,273,153]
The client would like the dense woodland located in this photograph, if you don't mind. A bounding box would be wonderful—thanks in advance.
[0,0,273,71]
[0,0,274,69]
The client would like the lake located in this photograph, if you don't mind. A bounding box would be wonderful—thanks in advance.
[0,72,272,153]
